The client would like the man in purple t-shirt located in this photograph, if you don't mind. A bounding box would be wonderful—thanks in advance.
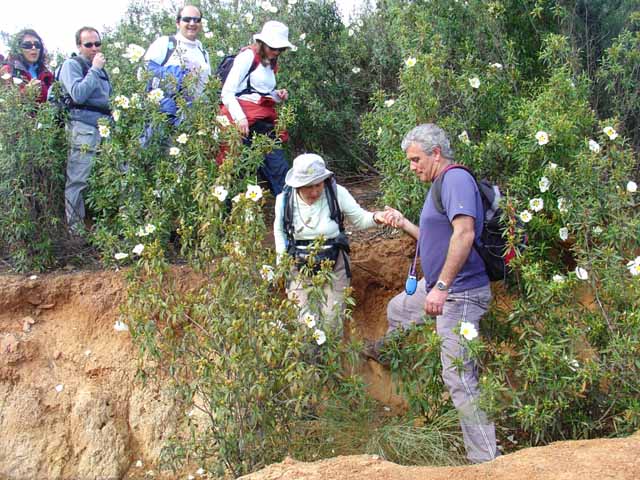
[365,123,498,464]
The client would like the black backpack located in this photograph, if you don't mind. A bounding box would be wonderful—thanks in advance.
[431,165,526,282]
[282,177,351,277]
[215,47,273,96]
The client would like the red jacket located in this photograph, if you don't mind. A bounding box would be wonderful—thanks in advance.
[1,57,54,103]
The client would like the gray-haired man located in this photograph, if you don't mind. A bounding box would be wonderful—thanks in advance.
[370,123,499,463]
[58,26,112,235]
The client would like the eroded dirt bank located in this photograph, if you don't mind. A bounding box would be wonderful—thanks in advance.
[1,237,638,479]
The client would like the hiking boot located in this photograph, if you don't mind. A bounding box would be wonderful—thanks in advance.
[362,339,390,366]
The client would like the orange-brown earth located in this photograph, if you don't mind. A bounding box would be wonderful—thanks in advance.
[1,228,638,479]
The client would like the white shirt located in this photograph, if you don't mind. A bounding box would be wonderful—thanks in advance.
[221,48,281,122]
[274,184,377,255]
[144,32,211,97]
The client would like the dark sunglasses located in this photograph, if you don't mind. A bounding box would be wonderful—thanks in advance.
[20,41,42,50]
[266,45,287,52]
[81,41,102,48]
[180,16,202,23]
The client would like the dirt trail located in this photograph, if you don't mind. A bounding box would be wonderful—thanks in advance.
[1,236,639,479]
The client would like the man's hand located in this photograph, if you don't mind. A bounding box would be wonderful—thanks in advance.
[237,117,249,136]
[425,288,448,316]
[92,53,106,70]
[382,206,405,229]
[275,89,288,101]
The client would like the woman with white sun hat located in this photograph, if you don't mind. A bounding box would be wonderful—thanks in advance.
[218,21,295,195]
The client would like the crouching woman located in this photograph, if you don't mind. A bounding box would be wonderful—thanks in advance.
[274,154,388,335]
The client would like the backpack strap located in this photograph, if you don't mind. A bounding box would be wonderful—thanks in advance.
[161,36,177,67]
[431,164,472,215]
[235,46,266,97]
[324,177,344,233]
[282,185,296,252]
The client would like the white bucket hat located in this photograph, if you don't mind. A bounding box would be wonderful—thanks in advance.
[285,154,333,188]
[253,21,295,49]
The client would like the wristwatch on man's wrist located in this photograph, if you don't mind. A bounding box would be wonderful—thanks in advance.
[435,280,448,292]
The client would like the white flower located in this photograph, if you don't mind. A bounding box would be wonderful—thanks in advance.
[269,5,278,13]
[232,193,242,203]
[144,224,156,235]
[299,33,306,41]
[490,62,503,69]
[213,186,228,202]
[168,147,180,156]
[36,123,43,129]
[575,266,589,280]
[291,45,298,52]
[384,99,395,107]
[458,130,470,145]
[404,57,417,68]
[592,226,603,235]
[12,77,23,85]
[132,244,145,255]
[114,252,129,260]
[627,256,640,276]
[195,467,205,476]
[352,67,361,74]
[244,12,254,23]
[112,110,120,122]
[98,125,111,138]
[559,227,569,241]
[135,460,143,468]
[204,32,214,39]
[136,226,148,237]
[261,1,272,10]
[147,88,164,103]
[301,313,316,329]
[260,265,275,282]
[246,184,263,202]
[313,329,327,345]
[603,126,618,140]
[216,115,230,127]
[113,42,123,49]
[588,139,600,153]
[552,274,565,283]
[557,197,568,214]
[176,133,188,144]
[626,181,637,193]
[114,95,130,109]
[535,130,549,146]
[216,50,225,57]
[348,28,354,37]
[376,127,382,137]
[468,76,480,89]
[529,197,544,212]
[538,176,550,192]
[123,43,146,63]
[114,320,129,331]
[49,59,58,69]
[519,210,532,223]
[459,321,478,341]
[1,72,11,80]
[288,0,298,4]
[152,189,161,198]
[548,162,558,170]
[55,384,64,393]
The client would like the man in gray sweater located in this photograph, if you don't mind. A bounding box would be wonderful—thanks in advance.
[58,26,112,235]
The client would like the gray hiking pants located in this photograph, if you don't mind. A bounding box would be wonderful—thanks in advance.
[65,120,100,229]
[386,279,499,463]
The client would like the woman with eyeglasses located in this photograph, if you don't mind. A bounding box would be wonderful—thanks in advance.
[0,29,53,103]
[218,21,294,196]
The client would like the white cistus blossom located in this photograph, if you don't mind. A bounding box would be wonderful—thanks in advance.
[627,181,637,193]
[147,88,164,103]
[603,126,618,140]
[627,256,640,276]
[458,130,470,145]
[260,264,275,282]
[313,329,327,345]
[538,176,550,192]
[123,44,146,63]
[132,244,145,255]
[529,197,544,212]
[213,185,228,202]
[404,57,417,68]
[588,139,601,153]
[98,125,110,138]
[559,227,569,241]
[535,130,549,146]
[301,313,316,329]
[520,210,532,223]
[114,252,128,260]
[384,99,395,107]
[552,274,566,283]
[575,266,589,280]
[176,133,189,144]
[468,76,480,89]
[459,321,478,340]
[169,147,180,156]
[246,184,263,202]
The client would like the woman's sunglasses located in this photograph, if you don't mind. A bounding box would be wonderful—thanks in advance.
[266,45,287,52]
[82,41,102,48]
[20,41,42,50]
